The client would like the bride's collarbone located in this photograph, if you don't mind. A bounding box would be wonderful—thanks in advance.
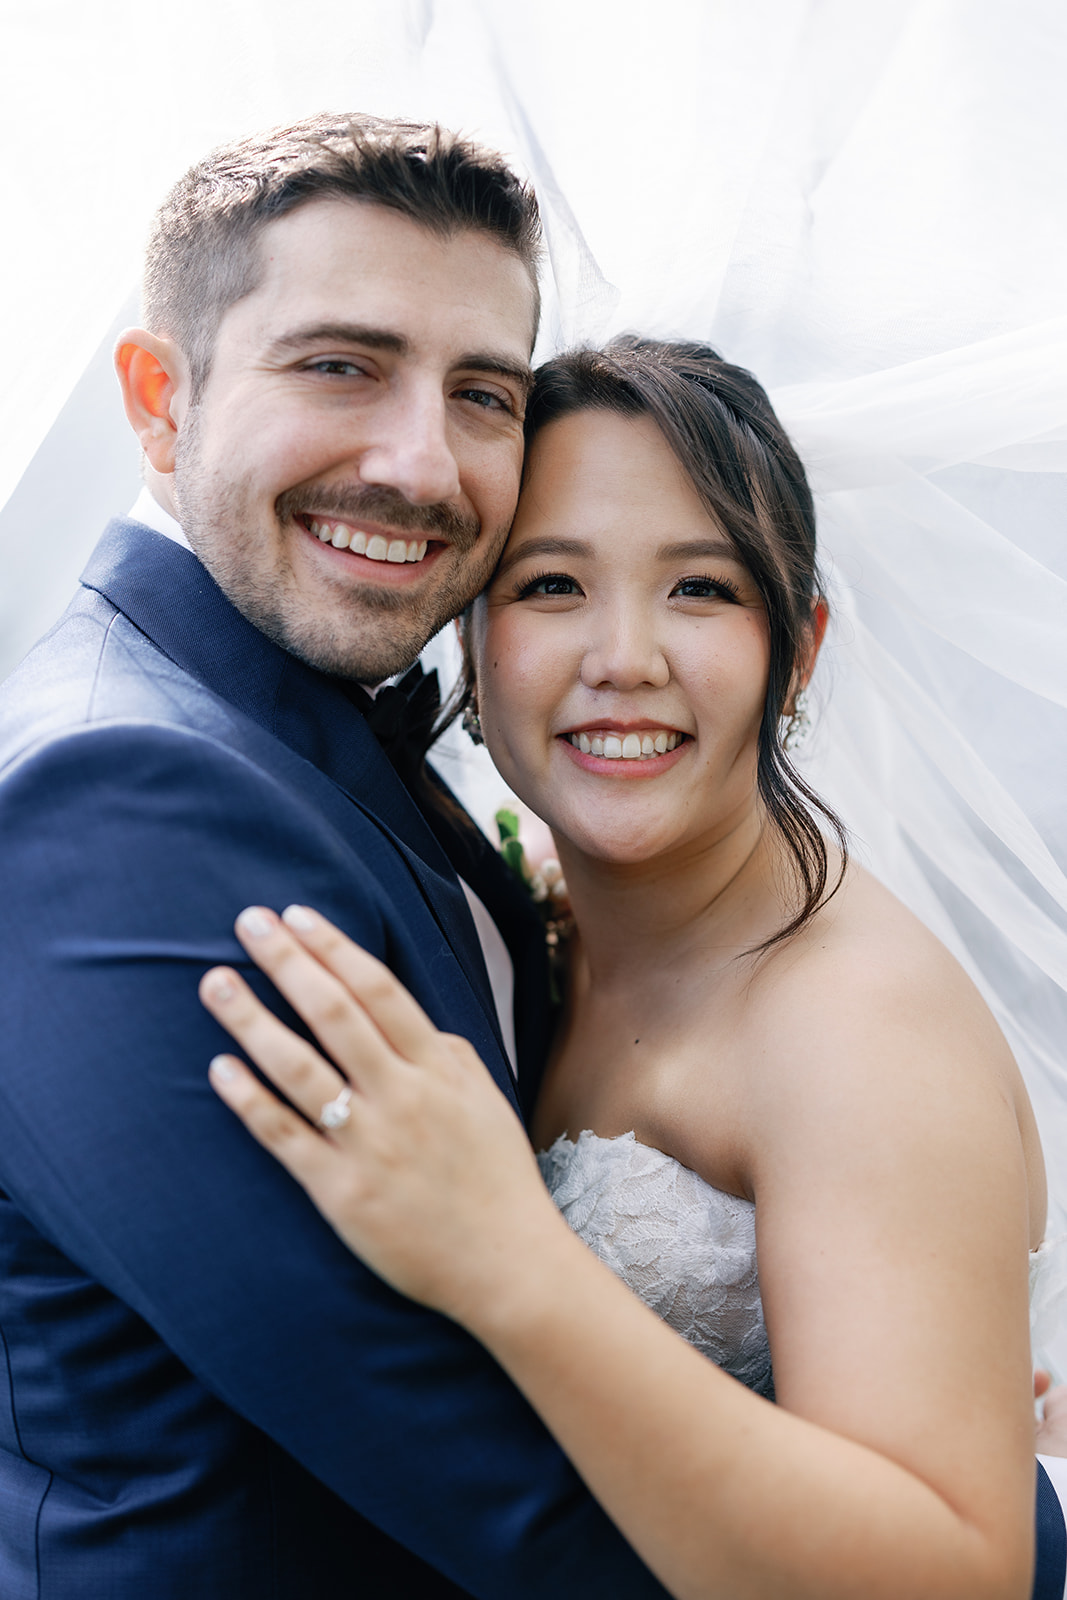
[533,902,860,1187]
[530,987,754,1195]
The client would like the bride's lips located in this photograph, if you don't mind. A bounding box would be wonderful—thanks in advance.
[557,725,692,779]
[295,514,446,582]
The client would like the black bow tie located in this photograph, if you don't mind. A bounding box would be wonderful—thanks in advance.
[346,662,442,785]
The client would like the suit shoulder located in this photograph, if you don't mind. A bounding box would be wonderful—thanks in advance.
[0,589,267,780]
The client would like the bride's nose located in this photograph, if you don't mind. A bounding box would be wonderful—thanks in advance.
[579,604,670,691]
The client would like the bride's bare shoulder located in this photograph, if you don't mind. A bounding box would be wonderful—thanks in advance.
[748,858,1019,1092]
[767,857,973,993]
[737,858,1047,1245]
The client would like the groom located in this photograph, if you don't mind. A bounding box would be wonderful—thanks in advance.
[0,111,666,1600]
[0,114,1063,1600]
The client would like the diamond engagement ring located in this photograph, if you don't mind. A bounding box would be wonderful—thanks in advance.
[317,1085,353,1131]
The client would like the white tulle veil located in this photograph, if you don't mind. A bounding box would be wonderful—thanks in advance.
[2,0,1065,1363]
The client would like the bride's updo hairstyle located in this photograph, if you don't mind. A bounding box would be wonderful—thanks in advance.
[524,336,847,948]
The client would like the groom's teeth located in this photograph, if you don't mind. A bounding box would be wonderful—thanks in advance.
[308,520,429,563]
[569,730,683,760]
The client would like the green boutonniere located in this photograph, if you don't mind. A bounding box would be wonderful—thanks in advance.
[495,807,573,1001]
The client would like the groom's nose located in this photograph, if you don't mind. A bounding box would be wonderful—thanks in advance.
[357,381,462,506]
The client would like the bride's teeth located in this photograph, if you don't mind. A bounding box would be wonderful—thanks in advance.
[330,525,351,549]
[568,729,686,760]
[386,539,407,563]
[365,535,388,561]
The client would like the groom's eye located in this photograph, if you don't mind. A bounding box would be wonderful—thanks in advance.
[303,359,370,377]
[455,386,513,413]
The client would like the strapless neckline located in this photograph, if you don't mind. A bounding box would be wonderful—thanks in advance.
[537,1128,775,1398]
[539,1130,1066,1379]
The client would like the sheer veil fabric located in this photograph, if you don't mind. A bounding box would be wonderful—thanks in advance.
[2,0,1065,1363]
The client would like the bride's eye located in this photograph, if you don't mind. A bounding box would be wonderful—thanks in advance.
[672,574,742,602]
[516,570,583,598]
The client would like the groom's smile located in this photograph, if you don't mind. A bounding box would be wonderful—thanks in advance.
[156,197,537,683]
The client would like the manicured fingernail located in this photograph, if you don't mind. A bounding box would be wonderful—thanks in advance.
[204,971,236,1003]
[209,1055,239,1082]
[236,907,273,939]
[282,905,317,931]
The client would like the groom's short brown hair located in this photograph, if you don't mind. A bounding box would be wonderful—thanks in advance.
[143,113,542,398]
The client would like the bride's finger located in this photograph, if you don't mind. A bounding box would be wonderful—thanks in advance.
[231,908,420,1083]
[250,904,444,1065]
[208,1054,341,1195]
[199,964,359,1127]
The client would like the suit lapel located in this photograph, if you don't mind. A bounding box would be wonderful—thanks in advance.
[80,521,509,1072]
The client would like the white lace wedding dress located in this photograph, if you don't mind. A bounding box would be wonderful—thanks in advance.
[538,1130,775,1398]
[539,1129,1067,1397]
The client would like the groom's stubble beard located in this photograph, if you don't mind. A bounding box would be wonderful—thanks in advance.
[172,409,506,683]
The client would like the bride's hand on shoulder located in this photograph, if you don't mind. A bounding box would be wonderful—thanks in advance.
[199,906,564,1323]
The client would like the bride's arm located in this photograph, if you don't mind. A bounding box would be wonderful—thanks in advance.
[202,905,1033,1600]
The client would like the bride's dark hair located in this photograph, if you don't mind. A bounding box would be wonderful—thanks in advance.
[516,336,847,948]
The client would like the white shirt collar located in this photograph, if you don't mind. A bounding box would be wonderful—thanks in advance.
[129,486,192,550]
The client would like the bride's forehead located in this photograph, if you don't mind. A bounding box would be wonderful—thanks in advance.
[523,408,680,477]
[515,412,719,531]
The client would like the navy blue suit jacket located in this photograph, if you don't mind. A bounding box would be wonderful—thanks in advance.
[0,520,666,1598]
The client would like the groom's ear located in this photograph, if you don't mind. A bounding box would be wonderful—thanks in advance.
[114,330,189,475]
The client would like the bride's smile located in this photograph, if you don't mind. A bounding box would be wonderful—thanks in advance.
[470,408,771,868]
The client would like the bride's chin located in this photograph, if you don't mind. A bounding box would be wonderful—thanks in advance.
[552,820,676,871]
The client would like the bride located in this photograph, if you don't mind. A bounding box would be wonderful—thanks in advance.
[203,337,1052,1599]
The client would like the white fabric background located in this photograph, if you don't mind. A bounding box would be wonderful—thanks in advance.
[2,0,1065,1365]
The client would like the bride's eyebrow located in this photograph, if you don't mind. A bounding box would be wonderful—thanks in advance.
[657,538,739,562]
[495,537,591,578]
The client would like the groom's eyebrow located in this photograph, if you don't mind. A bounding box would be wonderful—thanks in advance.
[268,323,409,356]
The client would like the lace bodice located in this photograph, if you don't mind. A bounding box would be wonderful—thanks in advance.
[538,1130,774,1398]
[540,1131,1066,1400]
